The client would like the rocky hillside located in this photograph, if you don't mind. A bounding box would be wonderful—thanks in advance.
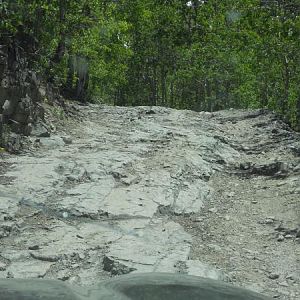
[0,39,41,133]
[0,105,299,299]
[0,38,65,152]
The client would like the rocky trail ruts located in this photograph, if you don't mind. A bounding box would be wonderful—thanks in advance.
[0,105,299,299]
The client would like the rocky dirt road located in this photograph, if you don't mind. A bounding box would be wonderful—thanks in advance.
[0,105,299,299]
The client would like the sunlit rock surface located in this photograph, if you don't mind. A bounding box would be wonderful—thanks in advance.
[1,105,299,299]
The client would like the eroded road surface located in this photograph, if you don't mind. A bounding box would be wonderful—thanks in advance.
[0,105,299,299]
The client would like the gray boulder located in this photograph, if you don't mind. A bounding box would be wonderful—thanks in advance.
[31,122,50,137]
[2,99,15,116]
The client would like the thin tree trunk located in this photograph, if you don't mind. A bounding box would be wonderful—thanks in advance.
[161,66,167,106]
[205,79,212,111]
[282,56,290,114]
[65,56,75,97]
[52,3,66,64]
[196,80,205,111]
[297,95,300,129]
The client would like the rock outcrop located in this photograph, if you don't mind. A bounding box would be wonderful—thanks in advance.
[0,105,299,299]
[0,39,44,136]
[0,37,64,151]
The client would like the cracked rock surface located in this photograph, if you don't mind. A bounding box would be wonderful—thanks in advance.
[0,105,299,299]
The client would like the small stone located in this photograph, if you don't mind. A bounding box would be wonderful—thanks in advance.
[284,234,293,239]
[78,253,85,260]
[224,215,230,221]
[38,86,46,98]
[1,78,9,88]
[66,175,77,182]
[293,164,300,172]
[28,245,40,250]
[62,136,73,145]
[31,122,50,137]
[239,162,251,170]
[58,273,70,281]
[277,235,285,242]
[30,252,60,262]
[225,192,235,198]
[62,212,69,218]
[208,207,218,213]
[268,273,280,280]
[251,200,258,204]
[2,100,15,115]
[286,227,298,235]
[120,175,139,186]
[207,244,222,252]
[278,281,289,287]
[24,123,33,136]
[286,274,295,280]
[265,219,275,224]
[194,217,204,222]
[275,223,285,231]
[145,109,156,115]
[292,187,300,194]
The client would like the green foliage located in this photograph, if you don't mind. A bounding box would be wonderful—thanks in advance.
[1,0,300,127]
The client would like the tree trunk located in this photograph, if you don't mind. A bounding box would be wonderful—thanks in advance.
[53,4,66,63]
[63,56,75,99]
[205,79,212,111]
[193,79,204,111]
[297,96,300,129]
[76,70,89,102]
[282,56,290,115]
[160,66,167,106]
